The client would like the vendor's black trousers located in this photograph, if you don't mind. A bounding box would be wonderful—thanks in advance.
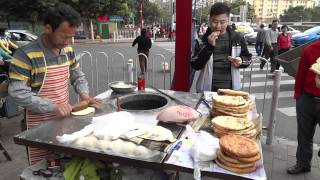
[296,93,320,168]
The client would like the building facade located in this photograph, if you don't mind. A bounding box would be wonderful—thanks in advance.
[253,0,316,22]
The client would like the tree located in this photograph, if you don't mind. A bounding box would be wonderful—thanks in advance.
[280,6,312,22]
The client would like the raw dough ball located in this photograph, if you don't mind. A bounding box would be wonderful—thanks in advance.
[110,139,125,154]
[71,107,95,116]
[76,135,98,149]
[134,145,149,157]
[121,142,136,156]
[96,140,111,152]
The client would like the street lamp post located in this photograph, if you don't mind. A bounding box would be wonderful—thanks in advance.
[140,2,144,29]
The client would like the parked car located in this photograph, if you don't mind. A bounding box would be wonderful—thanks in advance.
[6,30,38,47]
[244,25,300,45]
[291,26,320,47]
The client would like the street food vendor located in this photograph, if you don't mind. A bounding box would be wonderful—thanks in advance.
[288,40,320,174]
[8,3,101,165]
[191,2,251,92]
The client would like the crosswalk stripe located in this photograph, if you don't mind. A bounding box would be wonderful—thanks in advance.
[278,107,296,117]
[242,80,295,88]
[241,73,290,78]
[251,91,294,100]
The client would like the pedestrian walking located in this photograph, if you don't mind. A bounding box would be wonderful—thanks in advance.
[132,28,152,73]
[260,20,279,72]
[255,24,266,56]
[277,25,291,69]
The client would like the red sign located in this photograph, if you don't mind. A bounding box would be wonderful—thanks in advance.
[98,16,109,21]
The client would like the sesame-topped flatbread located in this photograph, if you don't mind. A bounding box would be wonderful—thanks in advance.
[220,135,259,158]
[213,95,247,106]
[217,89,250,100]
[211,116,252,131]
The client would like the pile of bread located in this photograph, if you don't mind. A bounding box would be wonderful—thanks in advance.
[210,89,260,174]
[216,135,260,174]
[212,116,257,140]
[212,89,253,118]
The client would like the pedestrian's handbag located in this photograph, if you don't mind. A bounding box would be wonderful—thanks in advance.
[196,55,213,93]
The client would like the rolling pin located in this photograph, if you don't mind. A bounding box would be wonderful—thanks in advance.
[72,101,89,112]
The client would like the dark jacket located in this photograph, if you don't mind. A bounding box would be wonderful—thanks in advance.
[191,26,252,70]
[132,35,152,52]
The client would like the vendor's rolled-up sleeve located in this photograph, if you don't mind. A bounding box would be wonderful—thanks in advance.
[8,80,54,113]
[69,54,89,94]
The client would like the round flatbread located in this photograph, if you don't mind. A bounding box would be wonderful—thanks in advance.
[226,150,261,163]
[310,62,320,75]
[213,95,247,106]
[71,107,95,116]
[213,107,248,118]
[220,135,259,158]
[217,153,255,169]
[217,89,250,100]
[212,116,252,131]
[215,158,258,174]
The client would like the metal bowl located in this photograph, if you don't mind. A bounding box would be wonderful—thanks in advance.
[108,81,136,93]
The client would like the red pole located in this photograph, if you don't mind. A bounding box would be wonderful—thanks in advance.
[172,0,192,91]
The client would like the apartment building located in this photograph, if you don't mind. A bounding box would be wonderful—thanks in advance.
[253,0,316,22]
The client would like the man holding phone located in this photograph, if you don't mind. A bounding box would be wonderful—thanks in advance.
[191,2,251,91]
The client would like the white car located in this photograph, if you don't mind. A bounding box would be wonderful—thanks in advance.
[6,30,38,47]
[244,25,300,45]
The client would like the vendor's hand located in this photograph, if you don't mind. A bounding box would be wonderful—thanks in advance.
[207,31,220,46]
[53,104,73,117]
[316,75,320,88]
[80,93,102,105]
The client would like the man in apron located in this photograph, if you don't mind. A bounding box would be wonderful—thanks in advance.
[8,3,101,165]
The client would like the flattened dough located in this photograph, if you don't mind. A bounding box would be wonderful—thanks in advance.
[71,107,95,116]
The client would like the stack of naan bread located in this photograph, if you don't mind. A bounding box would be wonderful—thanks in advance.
[211,116,258,140]
[212,89,253,118]
[216,135,261,174]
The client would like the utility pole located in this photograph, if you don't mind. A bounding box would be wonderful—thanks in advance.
[140,2,144,29]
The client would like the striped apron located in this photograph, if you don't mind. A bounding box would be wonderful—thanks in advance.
[26,54,70,165]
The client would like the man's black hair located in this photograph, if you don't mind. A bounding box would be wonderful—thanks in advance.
[281,25,288,30]
[141,28,147,36]
[210,2,230,17]
[272,19,278,24]
[43,2,81,31]
[260,24,265,28]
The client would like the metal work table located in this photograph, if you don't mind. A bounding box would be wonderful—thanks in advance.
[13,89,263,180]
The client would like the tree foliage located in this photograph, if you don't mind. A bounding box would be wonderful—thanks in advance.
[280,6,320,22]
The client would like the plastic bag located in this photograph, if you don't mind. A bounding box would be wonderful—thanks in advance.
[196,55,213,93]
[231,65,241,90]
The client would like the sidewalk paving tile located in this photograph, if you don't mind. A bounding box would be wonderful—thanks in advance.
[304,167,320,180]
[273,145,288,161]
[287,145,297,157]
[262,150,273,164]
